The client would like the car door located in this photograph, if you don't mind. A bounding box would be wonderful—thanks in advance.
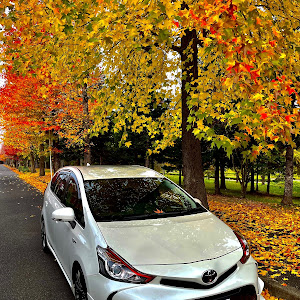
[59,172,88,281]
[45,170,69,258]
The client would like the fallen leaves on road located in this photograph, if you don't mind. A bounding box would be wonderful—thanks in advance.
[8,167,50,193]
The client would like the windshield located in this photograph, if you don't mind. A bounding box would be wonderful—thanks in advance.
[84,177,206,221]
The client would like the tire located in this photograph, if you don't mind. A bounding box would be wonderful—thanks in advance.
[73,266,88,300]
[41,218,50,253]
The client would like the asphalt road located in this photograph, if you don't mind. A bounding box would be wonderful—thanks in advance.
[0,165,74,300]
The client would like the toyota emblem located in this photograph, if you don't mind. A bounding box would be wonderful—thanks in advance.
[202,269,218,285]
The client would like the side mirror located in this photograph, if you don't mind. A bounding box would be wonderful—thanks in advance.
[52,207,75,222]
[194,198,203,206]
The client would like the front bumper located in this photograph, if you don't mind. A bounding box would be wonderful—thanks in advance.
[86,257,265,300]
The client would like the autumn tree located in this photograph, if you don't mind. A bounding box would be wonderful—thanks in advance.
[1,0,299,208]
[0,69,87,172]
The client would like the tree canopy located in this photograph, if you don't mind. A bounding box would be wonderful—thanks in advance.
[0,0,299,206]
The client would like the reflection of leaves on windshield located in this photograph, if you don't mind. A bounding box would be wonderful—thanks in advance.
[84,178,203,221]
[158,191,187,209]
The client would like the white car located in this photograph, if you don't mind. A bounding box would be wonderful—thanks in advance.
[41,165,265,300]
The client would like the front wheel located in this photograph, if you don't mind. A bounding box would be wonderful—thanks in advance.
[74,266,88,300]
[41,219,49,253]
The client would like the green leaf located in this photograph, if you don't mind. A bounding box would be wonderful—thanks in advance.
[204,46,213,54]
[215,140,223,149]
[63,25,74,34]
[206,116,213,124]
[157,2,166,13]
[86,23,93,32]
[62,0,73,7]
[158,29,169,41]
[226,147,233,158]
[272,60,281,66]
[88,37,99,43]
[185,82,191,91]
[231,117,242,126]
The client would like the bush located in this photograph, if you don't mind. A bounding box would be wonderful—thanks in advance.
[18,166,30,173]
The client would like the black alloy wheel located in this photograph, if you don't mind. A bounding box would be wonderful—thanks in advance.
[74,267,88,300]
[41,219,49,253]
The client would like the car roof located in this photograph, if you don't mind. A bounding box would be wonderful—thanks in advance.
[72,165,164,181]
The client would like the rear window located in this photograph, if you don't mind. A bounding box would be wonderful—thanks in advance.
[84,178,206,222]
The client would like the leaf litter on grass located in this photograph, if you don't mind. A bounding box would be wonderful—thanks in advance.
[209,195,300,283]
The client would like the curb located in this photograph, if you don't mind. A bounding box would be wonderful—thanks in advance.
[262,276,300,300]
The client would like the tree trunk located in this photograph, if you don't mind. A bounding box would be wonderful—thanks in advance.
[261,174,265,185]
[52,138,60,173]
[145,156,150,167]
[83,82,92,166]
[282,145,294,205]
[240,163,249,198]
[267,172,271,195]
[150,158,154,170]
[39,143,45,176]
[220,161,226,189]
[256,164,259,191]
[214,157,221,195]
[241,182,247,198]
[30,152,36,173]
[181,29,208,208]
[250,167,255,193]
[145,136,150,167]
[178,168,182,187]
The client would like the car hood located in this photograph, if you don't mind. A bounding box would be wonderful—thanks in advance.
[97,212,241,266]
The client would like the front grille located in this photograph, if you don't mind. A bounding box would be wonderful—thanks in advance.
[193,285,257,300]
[160,264,237,290]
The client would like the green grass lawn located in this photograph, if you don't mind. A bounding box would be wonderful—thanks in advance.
[165,174,300,206]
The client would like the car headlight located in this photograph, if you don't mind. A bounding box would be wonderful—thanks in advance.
[96,245,155,283]
[234,231,250,264]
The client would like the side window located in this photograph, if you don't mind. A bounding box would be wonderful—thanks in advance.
[50,172,59,191]
[53,172,69,204]
[65,176,85,227]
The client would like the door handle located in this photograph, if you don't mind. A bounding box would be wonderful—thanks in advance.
[72,238,76,244]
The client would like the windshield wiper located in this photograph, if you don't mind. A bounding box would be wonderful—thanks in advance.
[161,207,205,217]
[97,207,205,222]
[122,208,204,220]
[97,215,127,222]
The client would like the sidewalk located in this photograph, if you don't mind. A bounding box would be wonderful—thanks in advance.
[262,275,300,300]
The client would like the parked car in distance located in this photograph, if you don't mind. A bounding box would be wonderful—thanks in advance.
[41,165,265,300]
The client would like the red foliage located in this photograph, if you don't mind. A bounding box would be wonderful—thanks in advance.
[172,20,179,28]
[260,113,268,120]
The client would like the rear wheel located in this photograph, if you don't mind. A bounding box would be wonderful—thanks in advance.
[41,219,49,253]
[73,266,88,300]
